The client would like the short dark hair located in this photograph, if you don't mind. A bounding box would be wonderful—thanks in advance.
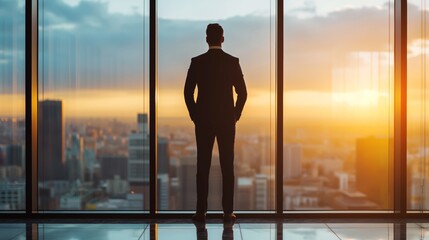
[206,23,223,45]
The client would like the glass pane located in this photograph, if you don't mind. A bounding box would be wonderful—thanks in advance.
[326,223,393,239]
[38,0,149,211]
[284,0,394,211]
[0,0,26,211]
[283,223,393,239]
[38,224,148,239]
[0,224,26,239]
[407,223,429,240]
[408,0,429,211]
[158,223,276,240]
[158,0,276,211]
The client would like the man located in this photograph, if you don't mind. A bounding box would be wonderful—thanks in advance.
[184,23,247,222]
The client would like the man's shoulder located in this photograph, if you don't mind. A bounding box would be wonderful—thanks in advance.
[191,51,239,62]
[191,52,209,62]
[222,51,239,61]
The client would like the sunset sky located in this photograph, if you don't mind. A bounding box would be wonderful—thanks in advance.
[0,0,427,130]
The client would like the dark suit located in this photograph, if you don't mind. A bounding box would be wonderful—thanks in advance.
[184,48,247,214]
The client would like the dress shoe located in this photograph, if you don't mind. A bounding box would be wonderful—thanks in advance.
[192,212,206,222]
[223,213,236,222]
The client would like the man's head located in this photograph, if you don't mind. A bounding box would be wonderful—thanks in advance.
[206,23,224,46]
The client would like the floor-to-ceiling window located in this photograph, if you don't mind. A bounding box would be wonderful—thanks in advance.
[38,0,149,211]
[11,0,423,216]
[157,0,276,211]
[408,0,429,212]
[0,0,26,212]
[284,0,394,211]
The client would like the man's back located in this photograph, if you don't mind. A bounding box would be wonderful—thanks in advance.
[184,49,247,126]
[186,23,247,222]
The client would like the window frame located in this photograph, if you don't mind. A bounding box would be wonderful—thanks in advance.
[11,0,413,219]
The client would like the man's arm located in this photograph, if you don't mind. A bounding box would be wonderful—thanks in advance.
[233,58,247,121]
[184,59,197,122]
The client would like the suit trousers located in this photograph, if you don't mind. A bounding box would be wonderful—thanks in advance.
[195,123,235,214]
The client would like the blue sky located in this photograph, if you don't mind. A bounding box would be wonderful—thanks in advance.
[63,0,392,19]
[0,0,426,95]
[0,1,25,94]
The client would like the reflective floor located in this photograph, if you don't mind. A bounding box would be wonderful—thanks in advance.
[2,221,429,239]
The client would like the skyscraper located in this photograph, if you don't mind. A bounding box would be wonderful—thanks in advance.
[128,113,149,209]
[158,137,170,174]
[65,133,84,182]
[177,155,196,210]
[0,148,4,166]
[0,182,25,210]
[284,144,302,180]
[255,174,268,210]
[38,100,65,181]
[157,173,169,210]
[157,137,170,209]
[100,155,128,180]
[235,177,254,210]
[6,144,24,168]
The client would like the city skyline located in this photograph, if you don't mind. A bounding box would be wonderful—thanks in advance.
[3,105,429,211]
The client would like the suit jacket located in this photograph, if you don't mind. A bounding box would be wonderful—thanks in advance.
[184,49,247,126]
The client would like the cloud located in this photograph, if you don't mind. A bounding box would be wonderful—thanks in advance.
[288,1,317,18]
[42,0,398,93]
[38,0,148,92]
[0,1,25,94]
[0,0,427,96]
[159,3,395,91]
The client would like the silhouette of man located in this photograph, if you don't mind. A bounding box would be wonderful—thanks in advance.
[184,23,247,222]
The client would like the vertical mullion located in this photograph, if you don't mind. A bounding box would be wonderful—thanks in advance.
[150,223,157,240]
[394,0,407,214]
[276,0,284,215]
[149,0,158,216]
[26,223,38,240]
[25,0,38,215]
[393,223,406,240]
[276,222,283,240]
[25,0,31,215]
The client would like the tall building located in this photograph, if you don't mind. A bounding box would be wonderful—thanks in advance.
[157,173,169,210]
[128,113,149,209]
[83,148,96,182]
[235,177,254,210]
[177,155,196,210]
[38,100,65,181]
[100,155,128,180]
[6,144,24,168]
[157,136,170,210]
[0,182,25,210]
[284,144,302,180]
[69,133,83,160]
[255,174,268,210]
[65,133,84,182]
[0,147,5,166]
[356,136,392,209]
[158,137,170,174]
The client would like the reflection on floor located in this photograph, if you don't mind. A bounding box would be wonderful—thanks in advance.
[1,220,428,239]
